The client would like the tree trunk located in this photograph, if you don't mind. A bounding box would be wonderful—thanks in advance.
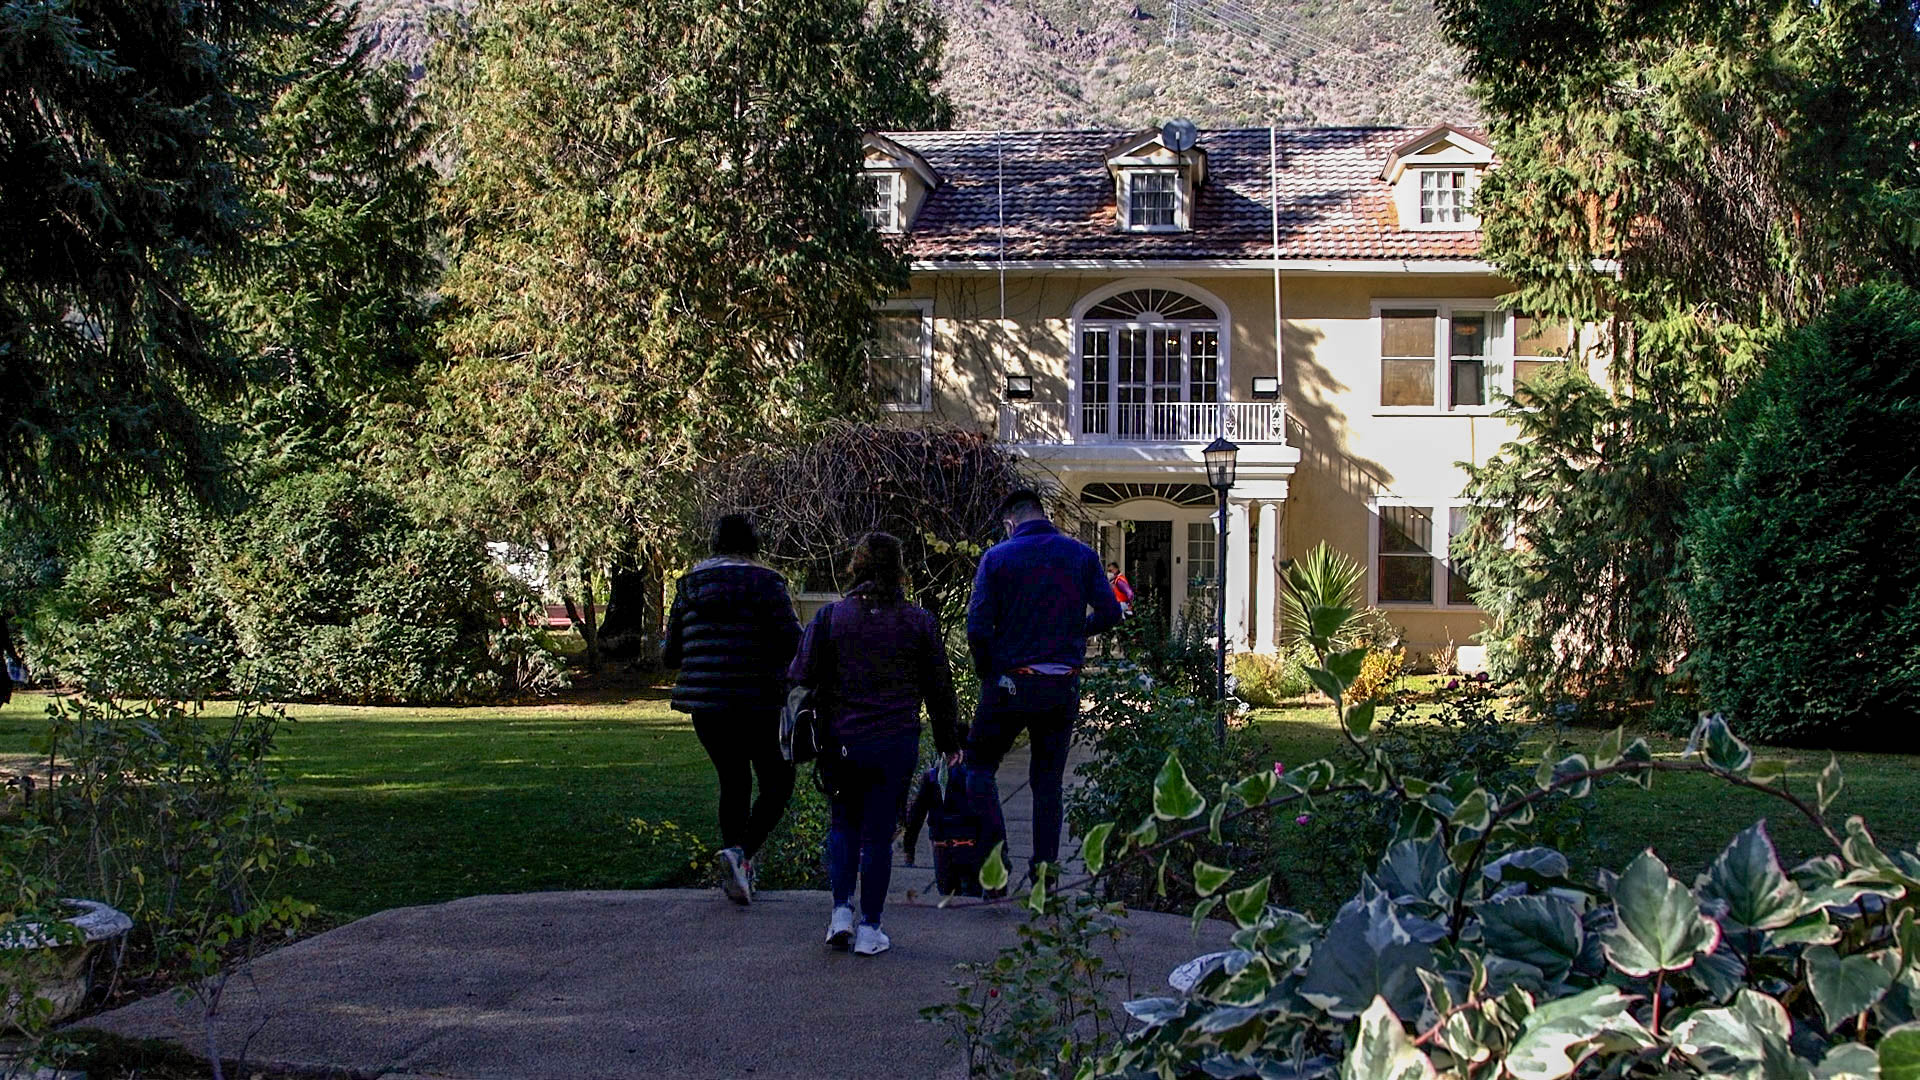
[597,558,663,670]
[581,578,601,673]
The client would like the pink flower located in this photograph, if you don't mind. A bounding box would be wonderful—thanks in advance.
[1272,761,1286,776]
[988,988,1000,998]
[1295,814,1311,826]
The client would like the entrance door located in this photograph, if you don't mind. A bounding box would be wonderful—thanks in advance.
[1126,521,1174,622]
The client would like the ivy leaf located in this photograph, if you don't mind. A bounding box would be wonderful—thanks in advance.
[1326,646,1368,689]
[1301,894,1435,1020]
[1193,860,1234,898]
[1152,754,1207,821]
[1450,788,1493,833]
[1343,996,1437,1080]
[1819,755,1845,813]
[1698,714,1754,776]
[1805,945,1893,1031]
[1208,801,1227,845]
[1601,850,1722,976]
[1618,737,1655,789]
[1817,1042,1879,1080]
[1595,726,1624,768]
[1027,868,1048,914]
[1672,989,1797,1077]
[1190,895,1220,936]
[1225,875,1270,928]
[1479,894,1584,982]
[1551,753,1594,799]
[1306,665,1345,703]
[1229,770,1277,807]
[1371,836,1447,906]
[1128,814,1159,850]
[1880,1022,1920,1080]
[979,841,1008,892]
[1504,985,1654,1080]
[1345,700,1378,739]
[1081,822,1114,877]
[1700,821,1806,932]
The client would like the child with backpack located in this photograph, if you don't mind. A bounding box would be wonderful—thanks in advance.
[901,757,1003,897]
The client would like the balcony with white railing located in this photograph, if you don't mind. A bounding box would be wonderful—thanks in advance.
[997,400,1287,447]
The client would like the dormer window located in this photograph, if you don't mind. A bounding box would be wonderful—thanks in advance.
[1107,125,1207,234]
[859,134,940,235]
[1382,124,1493,232]
[1418,169,1470,225]
[863,171,901,232]
[1127,171,1179,229]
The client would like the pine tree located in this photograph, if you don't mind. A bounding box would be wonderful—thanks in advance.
[0,0,286,511]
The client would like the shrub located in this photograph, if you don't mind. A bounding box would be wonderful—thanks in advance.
[1687,282,1920,747]
[1345,645,1406,703]
[28,469,548,705]
[920,891,1131,1079]
[1230,643,1315,707]
[6,693,319,1067]
[1067,656,1264,912]
[1283,676,1583,916]
[949,558,1920,1080]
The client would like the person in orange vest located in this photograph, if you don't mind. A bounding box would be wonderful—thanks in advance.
[1107,562,1134,615]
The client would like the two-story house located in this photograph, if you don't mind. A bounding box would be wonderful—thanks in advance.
[861,122,1576,666]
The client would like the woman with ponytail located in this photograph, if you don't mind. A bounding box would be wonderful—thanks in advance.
[787,532,960,956]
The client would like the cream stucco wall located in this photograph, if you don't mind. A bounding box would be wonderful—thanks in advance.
[898,267,1515,664]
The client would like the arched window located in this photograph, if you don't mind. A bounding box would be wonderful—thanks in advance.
[1076,284,1226,441]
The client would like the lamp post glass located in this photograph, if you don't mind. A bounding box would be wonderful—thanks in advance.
[1203,437,1238,742]
[1203,437,1239,489]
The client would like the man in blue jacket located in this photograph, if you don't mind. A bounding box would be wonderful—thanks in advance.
[965,489,1124,881]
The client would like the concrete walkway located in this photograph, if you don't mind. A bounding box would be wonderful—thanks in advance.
[77,742,1223,1080]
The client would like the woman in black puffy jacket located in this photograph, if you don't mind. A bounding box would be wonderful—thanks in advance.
[662,514,801,905]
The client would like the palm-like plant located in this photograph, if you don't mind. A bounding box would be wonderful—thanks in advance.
[1279,542,1368,659]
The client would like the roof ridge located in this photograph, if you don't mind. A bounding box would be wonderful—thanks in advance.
[881,124,1433,138]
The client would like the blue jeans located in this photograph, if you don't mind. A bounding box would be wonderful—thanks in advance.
[966,673,1078,873]
[826,730,919,926]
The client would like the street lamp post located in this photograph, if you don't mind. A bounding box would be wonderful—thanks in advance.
[1202,436,1240,747]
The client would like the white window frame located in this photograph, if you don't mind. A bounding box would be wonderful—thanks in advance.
[872,299,933,413]
[1368,496,1482,610]
[862,170,902,233]
[1416,169,1472,227]
[1069,279,1233,443]
[1121,169,1187,233]
[1372,300,1512,416]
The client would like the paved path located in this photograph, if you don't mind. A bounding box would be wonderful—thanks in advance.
[77,741,1223,1080]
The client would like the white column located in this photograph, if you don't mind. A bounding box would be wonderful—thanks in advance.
[1256,501,1279,654]
[1227,501,1251,651]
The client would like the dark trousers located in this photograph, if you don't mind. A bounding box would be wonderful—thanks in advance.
[826,730,919,925]
[965,673,1079,872]
[692,708,794,860]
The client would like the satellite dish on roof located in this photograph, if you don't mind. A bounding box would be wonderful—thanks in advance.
[1161,118,1199,152]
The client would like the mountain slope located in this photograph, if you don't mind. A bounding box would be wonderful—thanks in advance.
[353,0,1478,129]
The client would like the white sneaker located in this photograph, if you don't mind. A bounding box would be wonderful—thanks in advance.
[826,905,856,950]
[853,923,891,956]
[718,847,751,905]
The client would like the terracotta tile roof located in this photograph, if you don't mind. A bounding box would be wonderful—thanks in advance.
[882,127,1485,263]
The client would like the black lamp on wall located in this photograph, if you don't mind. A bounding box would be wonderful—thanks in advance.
[1251,376,1280,400]
[1004,374,1034,400]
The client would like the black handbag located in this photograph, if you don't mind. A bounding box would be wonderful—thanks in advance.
[779,603,837,766]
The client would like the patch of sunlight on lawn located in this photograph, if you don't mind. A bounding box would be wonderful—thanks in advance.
[0,690,718,921]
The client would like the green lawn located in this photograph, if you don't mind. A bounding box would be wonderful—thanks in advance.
[5,686,1915,927]
[1248,701,1920,908]
[0,690,721,923]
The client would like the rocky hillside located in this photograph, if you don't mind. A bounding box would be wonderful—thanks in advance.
[353,0,1478,129]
